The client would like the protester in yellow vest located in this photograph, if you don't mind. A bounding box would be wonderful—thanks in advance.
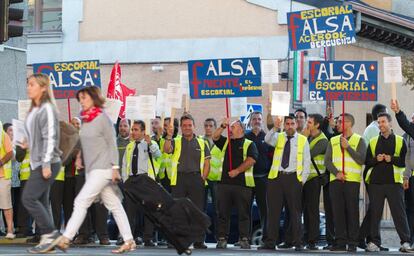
[212,118,258,250]
[163,114,210,249]
[364,112,412,252]
[0,121,15,239]
[259,115,310,251]
[122,120,161,247]
[324,113,366,252]
[302,114,329,250]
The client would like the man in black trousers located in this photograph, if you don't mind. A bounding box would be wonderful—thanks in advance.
[364,112,411,252]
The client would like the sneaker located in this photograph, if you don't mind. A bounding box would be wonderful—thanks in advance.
[379,245,389,251]
[306,243,318,250]
[365,242,379,252]
[216,238,227,249]
[258,243,275,250]
[322,244,333,250]
[5,233,15,239]
[278,242,293,249]
[27,235,41,244]
[193,242,207,249]
[330,245,347,252]
[157,240,168,246]
[135,237,143,245]
[347,245,357,252]
[116,237,124,246]
[295,245,304,251]
[239,237,250,249]
[27,243,55,254]
[233,241,240,247]
[144,240,156,247]
[400,242,412,253]
[358,241,367,249]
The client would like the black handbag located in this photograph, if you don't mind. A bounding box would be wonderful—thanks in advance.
[311,157,329,186]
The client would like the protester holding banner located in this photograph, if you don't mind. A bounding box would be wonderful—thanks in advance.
[245,111,271,244]
[302,114,328,250]
[324,113,366,252]
[212,119,258,249]
[364,112,412,252]
[163,114,210,249]
[0,121,15,240]
[122,120,161,247]
[51,86,135,254]
[21,73,62,253]
[359,103,388,251]
[260,115,310,251]
[391,100,414,140]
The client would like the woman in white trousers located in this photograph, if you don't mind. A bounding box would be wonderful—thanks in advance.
[50,86,135,254]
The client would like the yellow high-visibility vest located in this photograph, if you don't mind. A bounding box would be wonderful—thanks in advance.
[124,140,160,180]
[329,134,363,183]
[365,135,405,184]
[170,136,205,186]
[308,132,328,181]
[268,133,307,182]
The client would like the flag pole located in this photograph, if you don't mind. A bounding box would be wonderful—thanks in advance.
[225,98,233,171]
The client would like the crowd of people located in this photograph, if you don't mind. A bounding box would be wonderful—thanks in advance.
[1,73,414,253]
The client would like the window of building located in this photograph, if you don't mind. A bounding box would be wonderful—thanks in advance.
[25,0,62,32]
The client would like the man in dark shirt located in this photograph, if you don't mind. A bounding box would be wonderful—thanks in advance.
[365,112,411,252]
[245,111,271,244]
[213,119,258,249]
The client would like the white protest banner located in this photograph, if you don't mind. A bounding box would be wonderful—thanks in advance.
[383,57,402,101]
[230,97,247,117]
[18,100,31,121]
[180,71,190,95]
[137,95,156,120]
[125,96,140,120]
[261,60,279,84]
[156,88,171,117]
[383,57,402,83]
[271,91,290,116]
[104,98,122,124]
[166,83,182,109]
[12,119,27,146]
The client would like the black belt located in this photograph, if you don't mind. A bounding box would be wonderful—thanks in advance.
[130,173,146,177]
[279,171,296,175]
[178,171,199,175]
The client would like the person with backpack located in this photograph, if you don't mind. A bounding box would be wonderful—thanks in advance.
[122,120,161,246]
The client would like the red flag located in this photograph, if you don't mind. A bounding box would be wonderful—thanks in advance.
[107,61,136,119]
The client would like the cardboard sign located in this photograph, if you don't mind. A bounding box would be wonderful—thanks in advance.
[33,60,101,99]
[309,61,378,101]
[230,97,247,117]
[18,100,31,121]
[261,60,279,84]
[166,83,182,109]
[104,98,122,124]
[188,57,262,99]
[12,119,27,146]
[271,91,290,116]
[125,96,140,120]
[383,57,403,83]
[137,95,156,120]
[287,5,356,50]
[156,88,171,117]
[180,71,190,95]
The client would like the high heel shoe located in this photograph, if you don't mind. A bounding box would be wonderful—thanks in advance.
[112,240,137,254]
[51,235,70,252]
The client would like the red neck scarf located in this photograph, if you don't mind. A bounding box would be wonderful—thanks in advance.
[81,107,102,123]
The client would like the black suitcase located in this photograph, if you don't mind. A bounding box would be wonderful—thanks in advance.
[123,175,211,255]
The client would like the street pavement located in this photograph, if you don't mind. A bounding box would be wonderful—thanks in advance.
[0,243,412,255]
